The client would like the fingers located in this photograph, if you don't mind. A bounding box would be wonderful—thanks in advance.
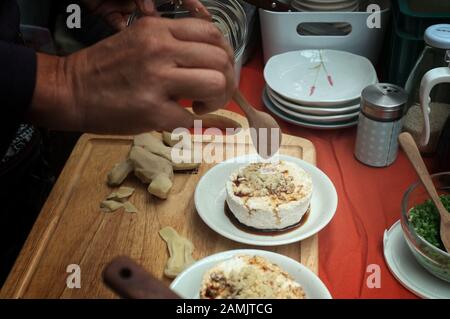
[174,42,232,69]
[191,83,235,115]
[134,0,210,20]
[191,98,230,115]
[104,12,129,30]
[134,0,156,15]
[165,68,233,114]
[174,42,235,92]
[167,19,237,114]
[173,43,236,114]
[169,18,235,63]
[152,100,195,131]
[92,2,136,30]
[131,17,235,116]
[164,68,225,99]
[192,101,210,115]
[181,0,212,20]
[164,68,233,114]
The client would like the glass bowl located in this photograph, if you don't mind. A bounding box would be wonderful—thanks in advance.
[401,172,450,282]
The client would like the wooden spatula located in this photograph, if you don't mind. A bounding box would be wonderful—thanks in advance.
[103,256,180,299]
[399,132,450,253]
[233,90,282,158]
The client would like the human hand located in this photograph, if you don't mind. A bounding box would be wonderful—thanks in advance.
[30,17,235,134]
[84,0,211,30]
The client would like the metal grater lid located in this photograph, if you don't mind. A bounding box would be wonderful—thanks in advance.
[425,24,450,50]
[361,83,408,121]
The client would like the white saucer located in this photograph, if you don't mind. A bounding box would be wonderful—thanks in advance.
[383,220,450,299]
[194,154,338,246]
[170,249,332,299]
[264,49,377,106]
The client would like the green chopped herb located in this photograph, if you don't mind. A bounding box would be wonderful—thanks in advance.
[409,194,450,250]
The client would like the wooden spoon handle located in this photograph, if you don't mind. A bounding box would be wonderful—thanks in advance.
[233,90,256,117]
[103,256,180,299]
[399,132,448,219]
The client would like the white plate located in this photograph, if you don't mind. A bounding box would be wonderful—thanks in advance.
[267,88,359,122]
[263,88,359,129]
[383,221,450,299]
[194,154,338,246]
[264,49,378,106]
[171,249,332,299]
[267,86,361,114]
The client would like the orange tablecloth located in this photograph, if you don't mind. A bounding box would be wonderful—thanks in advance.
[231,50,419,299]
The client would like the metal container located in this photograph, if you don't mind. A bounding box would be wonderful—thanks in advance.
[354,83,408,167]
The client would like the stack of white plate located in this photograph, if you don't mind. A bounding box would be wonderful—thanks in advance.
[263,49,378,129]
[291,0,360,12]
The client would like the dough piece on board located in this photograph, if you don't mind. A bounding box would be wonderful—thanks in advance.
[123,201,138,213]
[107,160,133,186]
[135,132,200,172]
[134,133,172,162]
[159,226,195,278]
[107,186,135,202]
[100,200,123,212]
[129,146,174,199]
[162,131,183,147]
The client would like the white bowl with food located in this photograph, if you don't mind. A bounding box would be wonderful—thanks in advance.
[170,249,332,299]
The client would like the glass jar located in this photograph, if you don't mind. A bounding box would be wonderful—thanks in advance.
[128,0,247,83]
[404,24,450,154]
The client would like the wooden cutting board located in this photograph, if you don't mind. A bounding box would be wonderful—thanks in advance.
[1,109,318,299]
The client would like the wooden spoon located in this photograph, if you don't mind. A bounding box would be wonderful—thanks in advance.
[103,256,180,299]
[233,90,282,158]
[399,132,450,253]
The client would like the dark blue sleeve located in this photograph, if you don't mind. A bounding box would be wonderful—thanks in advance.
[0,41,37,157]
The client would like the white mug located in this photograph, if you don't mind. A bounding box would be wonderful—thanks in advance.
[419,65,450,146]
